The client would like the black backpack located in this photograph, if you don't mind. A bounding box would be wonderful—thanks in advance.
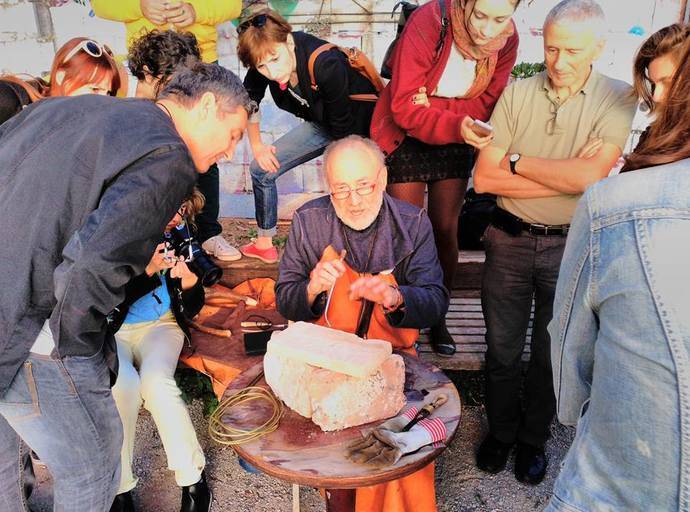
[380,0,448,79]
[458,188,497,250]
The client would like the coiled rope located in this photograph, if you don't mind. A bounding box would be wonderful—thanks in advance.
[208,374,283,446]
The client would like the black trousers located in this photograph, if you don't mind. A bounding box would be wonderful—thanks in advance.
[195,162,222,243]
[481,224,566,447]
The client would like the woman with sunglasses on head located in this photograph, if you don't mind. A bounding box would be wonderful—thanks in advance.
[371,0,520,356]
[0,37,120,125]
[236,10,380,265]
[108,190,211,512]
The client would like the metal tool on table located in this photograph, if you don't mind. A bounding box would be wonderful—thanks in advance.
[401,394,448,431]
[345,393,449,467]
[240,321,287,330]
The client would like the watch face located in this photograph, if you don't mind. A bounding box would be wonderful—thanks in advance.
[510,153,520,163]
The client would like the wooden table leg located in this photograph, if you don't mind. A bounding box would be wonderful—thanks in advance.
[325,489,355,512]
[292,484,300,512]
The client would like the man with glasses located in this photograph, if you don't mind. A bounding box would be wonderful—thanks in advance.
[0,63,251,512]
[275,135,448,512]
[472,0,636,485]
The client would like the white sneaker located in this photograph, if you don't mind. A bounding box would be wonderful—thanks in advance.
[201,235,241,261]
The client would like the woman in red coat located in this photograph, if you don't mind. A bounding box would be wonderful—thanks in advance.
[371,0,520,355]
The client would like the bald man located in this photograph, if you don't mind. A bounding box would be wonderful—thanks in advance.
[276,135,448,512]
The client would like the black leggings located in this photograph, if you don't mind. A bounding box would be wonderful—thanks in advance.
[195,163,222,243]
[387,178,469,292]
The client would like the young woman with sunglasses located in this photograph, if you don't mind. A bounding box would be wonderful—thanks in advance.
[371,0,520,356]
[0,37,120,125]
[108,190,211,512]
[236,10,379,264]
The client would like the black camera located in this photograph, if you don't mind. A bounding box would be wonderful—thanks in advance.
[163,222,223,287]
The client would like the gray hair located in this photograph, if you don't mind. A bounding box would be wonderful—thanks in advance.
[159,62,256,115]
[323,135,386,181]
[544,0,606,39]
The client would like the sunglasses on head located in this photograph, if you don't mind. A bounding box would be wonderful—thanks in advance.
[237,13,271,35]
[62,40,113,64]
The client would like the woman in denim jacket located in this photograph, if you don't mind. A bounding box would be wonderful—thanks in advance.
[546,34,690,512]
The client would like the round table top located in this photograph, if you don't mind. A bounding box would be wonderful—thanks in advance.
[222,352,462,489]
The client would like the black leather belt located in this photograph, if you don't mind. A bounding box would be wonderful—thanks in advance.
[491,206,570,237]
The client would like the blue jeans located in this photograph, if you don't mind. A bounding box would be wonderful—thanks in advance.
[0,347,122,511]
[250,121,332,237]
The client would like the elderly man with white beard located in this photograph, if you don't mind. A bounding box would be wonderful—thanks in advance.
[275,135,449,512]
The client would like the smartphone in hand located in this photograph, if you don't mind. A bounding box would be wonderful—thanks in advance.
[471,119,494,138]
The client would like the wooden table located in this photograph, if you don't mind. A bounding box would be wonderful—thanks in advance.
[222,352,461,510]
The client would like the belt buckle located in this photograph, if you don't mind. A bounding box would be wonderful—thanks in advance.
[530,223,548,235]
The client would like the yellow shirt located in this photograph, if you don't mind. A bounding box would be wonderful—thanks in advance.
[489,70,636,225]
[91,0,241,63]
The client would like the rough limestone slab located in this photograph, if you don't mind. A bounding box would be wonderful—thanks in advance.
[267,322,393,378]
[263,323,406,431]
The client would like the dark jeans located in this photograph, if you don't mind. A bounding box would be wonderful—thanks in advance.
[0,344,122,511]
[481,224,566,447]
[194,61,224,244]
[196,163,222,243]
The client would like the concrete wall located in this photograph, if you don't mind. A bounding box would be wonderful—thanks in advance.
[0,0,686,219]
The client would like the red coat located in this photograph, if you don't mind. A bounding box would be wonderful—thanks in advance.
[371,0,519,156]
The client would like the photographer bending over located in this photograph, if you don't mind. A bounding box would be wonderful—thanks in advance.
[109,190,209,512]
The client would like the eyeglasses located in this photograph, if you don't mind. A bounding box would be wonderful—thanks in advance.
[329,168,382,201]
[237,14,270,35]
[546,100,565,136]
[176,204,188,217]
[62,40,113,64]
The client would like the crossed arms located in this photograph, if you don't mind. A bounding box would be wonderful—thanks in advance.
[473,140,622,198]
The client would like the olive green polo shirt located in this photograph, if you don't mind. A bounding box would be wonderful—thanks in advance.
[488,70,637,225]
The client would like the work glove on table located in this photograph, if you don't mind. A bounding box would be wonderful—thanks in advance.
[345,406,447,467]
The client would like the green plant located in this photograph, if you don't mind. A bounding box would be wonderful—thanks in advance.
[511,62,546,80]
[175,368,219,416]
[273,234,288,249]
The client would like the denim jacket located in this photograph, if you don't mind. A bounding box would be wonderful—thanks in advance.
[547,159,690,512]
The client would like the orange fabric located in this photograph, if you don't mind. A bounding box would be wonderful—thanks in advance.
[309,246,434,511]
[355,463,436,512]
[180,279,280,399]
[232,278,277,308]
[180,351,242,399]
[313,245,418,355]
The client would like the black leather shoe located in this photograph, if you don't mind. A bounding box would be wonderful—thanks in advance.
[430,322,456,356]
[110,491,135,512]
[476,434,513,473]
[514,442,547,485]
[181,471,212,512]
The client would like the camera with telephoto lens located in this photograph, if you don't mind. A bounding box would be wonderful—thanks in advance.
[163,221,223,287]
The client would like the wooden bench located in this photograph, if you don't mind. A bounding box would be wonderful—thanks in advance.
[417,289,533,370]
[215,249,533,371]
